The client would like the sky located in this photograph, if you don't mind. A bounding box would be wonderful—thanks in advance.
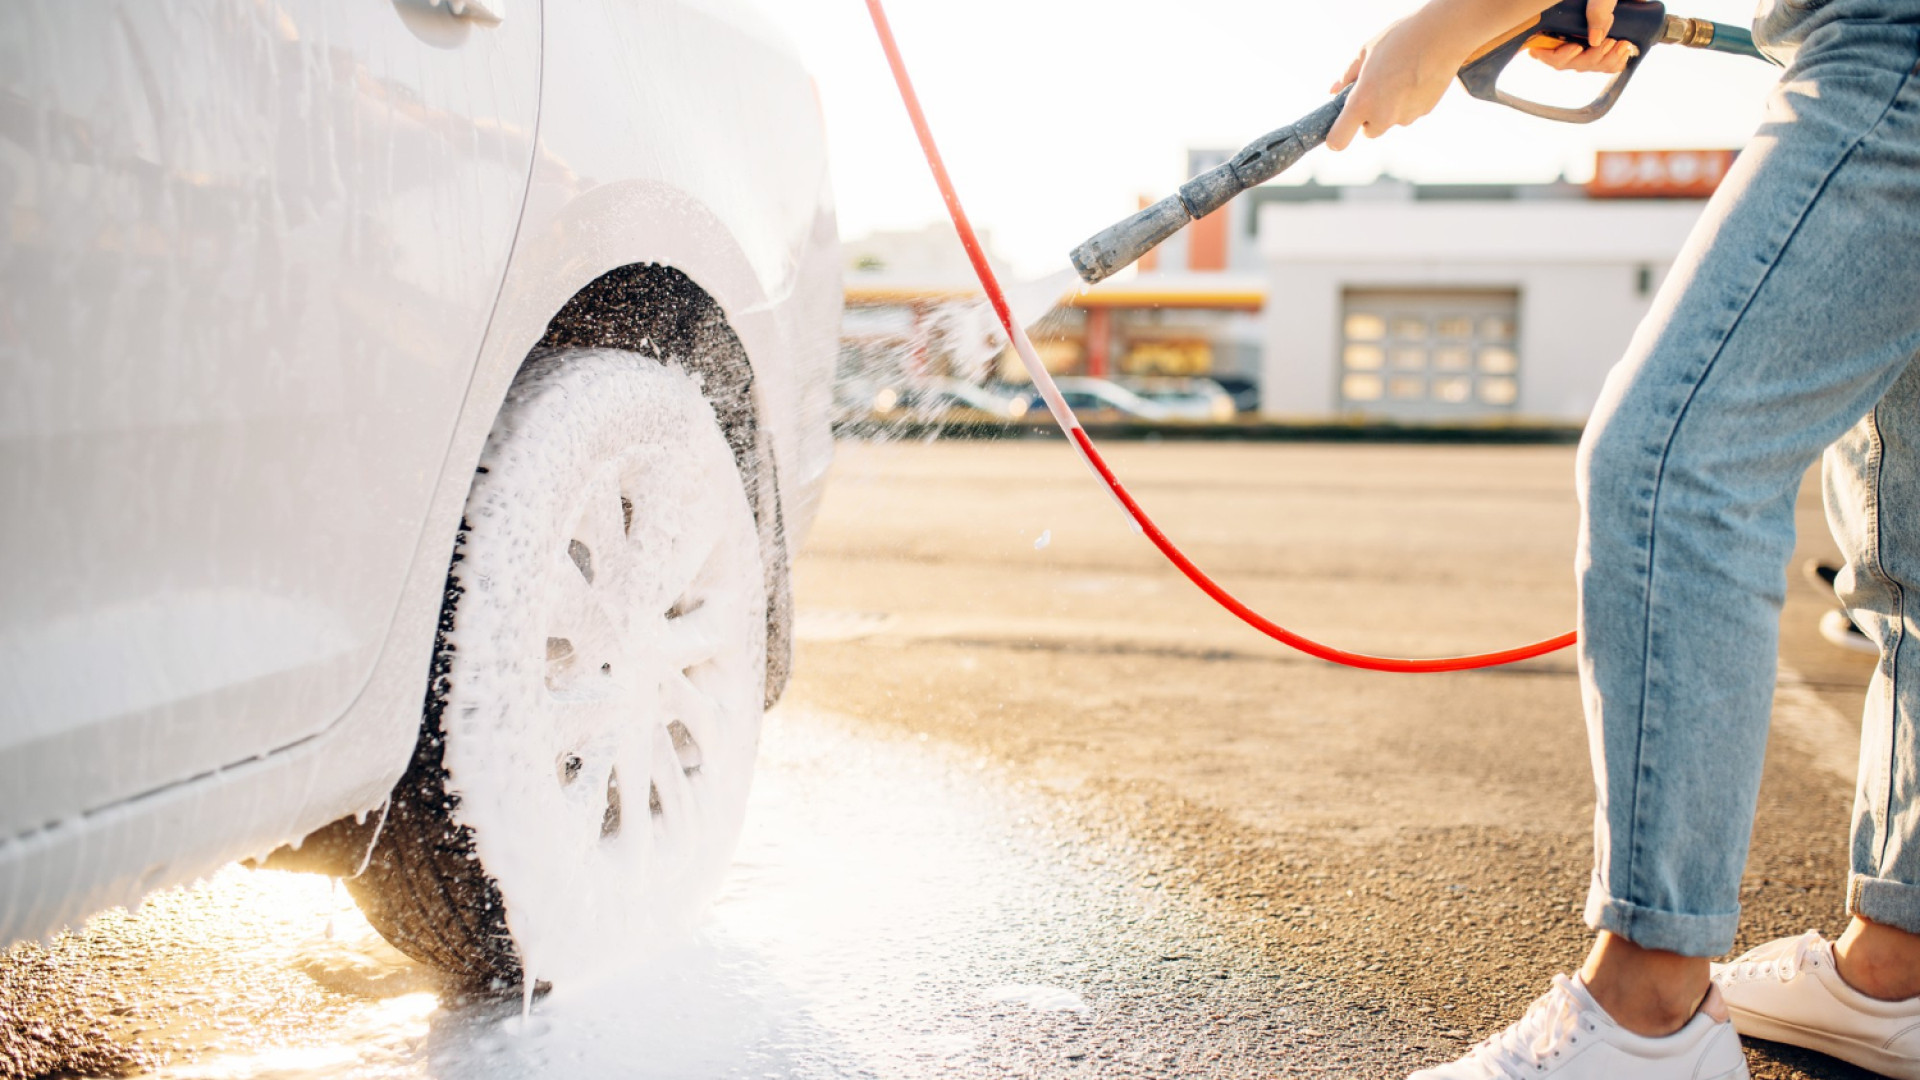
[755,0,1785,278]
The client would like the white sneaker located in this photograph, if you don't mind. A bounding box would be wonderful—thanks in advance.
[1409,973,1748,1079]
[1819,608,1879,654]
[1713,930,1920,1079]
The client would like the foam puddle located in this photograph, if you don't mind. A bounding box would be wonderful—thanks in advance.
[84,710,1107,1079]
[37,705,1330,1079]
[434,709,1097,1078]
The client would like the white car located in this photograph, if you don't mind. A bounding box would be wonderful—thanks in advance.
[873,378,1031,424]
[1120,377,1239,423]
[1026,377,1173,424]
[0,0,840,985]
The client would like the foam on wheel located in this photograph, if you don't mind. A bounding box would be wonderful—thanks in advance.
[348,348,769,987]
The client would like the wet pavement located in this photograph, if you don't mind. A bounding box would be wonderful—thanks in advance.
[786,439,1883,1080]
[2,440,1890,1079]
[1,707,1427,1079]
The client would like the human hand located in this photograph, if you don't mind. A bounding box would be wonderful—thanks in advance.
[1327,0,1633,152]
[1528,0,1635,73]
[1526,37,1636,75]
[1325,10,1475,152]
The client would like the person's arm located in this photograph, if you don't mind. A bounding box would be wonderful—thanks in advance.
[1326,0,1631,151]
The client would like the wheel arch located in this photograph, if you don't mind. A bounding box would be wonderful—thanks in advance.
[255,172,826,882]
[261,261,800,884]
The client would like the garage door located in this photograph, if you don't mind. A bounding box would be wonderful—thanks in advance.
[1338,290,1520,421]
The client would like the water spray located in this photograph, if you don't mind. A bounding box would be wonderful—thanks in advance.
[862,0,1773,673]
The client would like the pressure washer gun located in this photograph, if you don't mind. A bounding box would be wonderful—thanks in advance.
[1068,0,1774,285]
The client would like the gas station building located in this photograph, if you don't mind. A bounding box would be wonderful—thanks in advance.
[843,148,1734,426]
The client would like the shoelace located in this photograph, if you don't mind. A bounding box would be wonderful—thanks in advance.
[1472,974,1602,1076]
[1727,930,1825,984]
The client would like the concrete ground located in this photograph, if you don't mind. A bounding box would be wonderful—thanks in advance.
[788,437,1883,1079]
[1,437,1887,1079]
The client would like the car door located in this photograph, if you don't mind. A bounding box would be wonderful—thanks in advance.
[0,0,540,836]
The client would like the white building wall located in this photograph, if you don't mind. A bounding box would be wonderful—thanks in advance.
[1256,198,1704,423]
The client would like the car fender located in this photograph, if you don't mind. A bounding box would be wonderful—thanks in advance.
[0,0,841,944]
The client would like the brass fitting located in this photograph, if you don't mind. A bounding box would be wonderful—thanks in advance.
[1660,16,1718,49]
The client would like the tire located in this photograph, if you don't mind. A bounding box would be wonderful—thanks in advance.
[347,348,769,987]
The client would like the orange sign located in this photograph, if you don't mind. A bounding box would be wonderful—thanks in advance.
[1589,149,1736,199]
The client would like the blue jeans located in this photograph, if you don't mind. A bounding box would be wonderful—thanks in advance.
[1576,0,1920,957]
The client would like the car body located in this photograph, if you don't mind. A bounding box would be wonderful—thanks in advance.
[1207,375,1262,415]
[1021,377,1172,424]
[0,0,840,948]
[872,377,1031,425]
[1120,377,1239,423]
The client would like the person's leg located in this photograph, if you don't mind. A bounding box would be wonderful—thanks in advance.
[1574,0,1920,1033]
[1703,308,1920,1080]
[1702,369,1920,1080]
[1833,916,1920,999]
[1409,7,1920,1075]
[1576,932,1712,1033]
[1824,354,1920,1001]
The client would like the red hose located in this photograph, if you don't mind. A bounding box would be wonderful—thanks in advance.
[862,0,1579,673]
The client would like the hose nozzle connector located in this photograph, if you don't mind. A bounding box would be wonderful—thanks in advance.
[1659,15,1717,49]
[1659,14,1766,60]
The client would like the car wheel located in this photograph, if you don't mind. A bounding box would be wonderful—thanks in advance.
[346,348,769,987]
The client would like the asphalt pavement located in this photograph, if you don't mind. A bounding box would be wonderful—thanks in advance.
[789,437,1882,1080]
[0,437,1887,1079]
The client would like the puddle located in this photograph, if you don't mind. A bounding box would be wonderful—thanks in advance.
[7,709,1350,1079]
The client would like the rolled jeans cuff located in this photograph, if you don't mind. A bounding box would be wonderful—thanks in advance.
[1848,874,1920,936]
[1585,877,1740,957]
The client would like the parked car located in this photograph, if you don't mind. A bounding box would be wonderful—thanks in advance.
[1119,377,1239,423]
[0,0,840,987]
[872,377,1032,425]
[1208,375,1262,415]
[1021,377,1172,424]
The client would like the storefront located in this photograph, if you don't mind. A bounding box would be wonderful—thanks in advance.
[1255,175,1709,423]
[1044,287,1263,380]
[840,151,1731,426]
